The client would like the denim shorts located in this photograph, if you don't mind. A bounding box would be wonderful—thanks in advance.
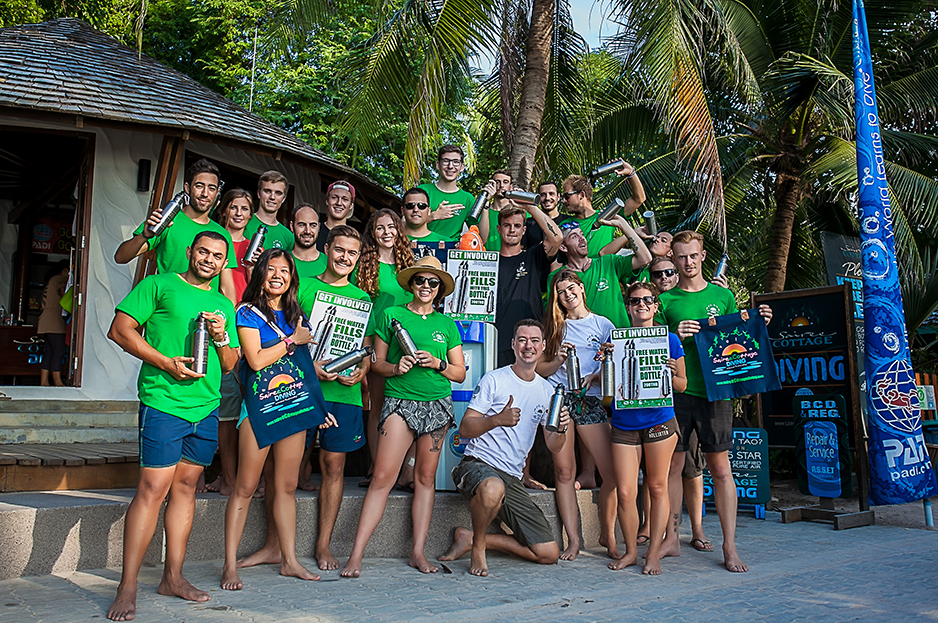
[319,401,366,454]
[138,403,219,468]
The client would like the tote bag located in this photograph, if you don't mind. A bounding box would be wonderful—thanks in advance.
[694,309,782,401]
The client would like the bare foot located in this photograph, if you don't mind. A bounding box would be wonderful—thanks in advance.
[575,473,596,490]
[642,556,663,575]
[439,527,473,562]
[237,544,281,568]
[317,546,340,571]
[559,539,580,561]
[220,565,242,591]
[409,553,439,574]
[205,476,233,496]
[195,471,208,494]
[106,585,136,621]
[281,559,320,581]
[599,534,619,559]
[157,575,210,602]
[608,552,638,570]
[340,557,362,578]
[522,475,548,490]
[723,546,748,573]
[469,546,488,577]
[657,539,681,559]
[298,478,320,492]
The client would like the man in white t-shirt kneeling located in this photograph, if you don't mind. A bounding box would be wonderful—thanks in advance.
[440,319,571,577]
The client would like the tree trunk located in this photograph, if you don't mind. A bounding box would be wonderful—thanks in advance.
[764,172,801,293]
[506,0,552,190]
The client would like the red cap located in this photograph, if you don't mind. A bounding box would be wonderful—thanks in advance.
[327,180,356,203]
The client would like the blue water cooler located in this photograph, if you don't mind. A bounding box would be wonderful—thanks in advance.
[436,321,497,491]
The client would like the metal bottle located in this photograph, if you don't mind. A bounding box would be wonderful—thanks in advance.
[502,190,540,205]
[206,180,226,218]
[592,198,626,229]
[452,261,470,314]
[545,384,566,432]
[323,345,374,374]
[391,318,419,358]
[191,313,210,375]
[601,350,616,407]
[311,305,337,361]
[713,253,729,281]
[243,225,267,267]
[661,364,672,398]
[485,289,495,314]
[146,191,189,238]
[621,341,638,400]
[565,346,582,392]
[468,190,490,223]
[588,159,625,182]
[643,210,658,236]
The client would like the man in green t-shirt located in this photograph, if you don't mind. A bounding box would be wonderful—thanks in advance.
[419,144,479,241]
[115,158,237,303]
[106,231,240,622]
[558,166,645,258]
[243,170,295,251]
[291,203,326,279]
[475,168,514,252]
[656,229,772,574]
[549,218,651,328]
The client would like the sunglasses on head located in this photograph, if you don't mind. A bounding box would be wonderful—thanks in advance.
[627,295,657,306]
[405,202,429,211]
[412,275,441,288]
[650,268,677,278]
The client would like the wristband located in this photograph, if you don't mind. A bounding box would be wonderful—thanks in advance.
[213,332,230,348]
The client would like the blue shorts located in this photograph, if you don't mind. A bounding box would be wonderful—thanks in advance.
[138,403,219,468]
[318,401,366,454]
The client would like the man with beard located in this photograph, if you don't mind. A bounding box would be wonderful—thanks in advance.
[115,159,237,303]
[106,231,240,621]
[521,181,567,251]
[291,203,327,279]
[244,170,295,251]
[316,181,356,251]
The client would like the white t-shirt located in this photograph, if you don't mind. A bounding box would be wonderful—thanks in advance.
[547,312,615,397]
[465,365,555,479]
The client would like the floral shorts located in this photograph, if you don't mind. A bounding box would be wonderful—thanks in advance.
[380,395,455,451]
[565,393,608,426]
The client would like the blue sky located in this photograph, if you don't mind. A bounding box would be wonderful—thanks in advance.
[569,1,615,50]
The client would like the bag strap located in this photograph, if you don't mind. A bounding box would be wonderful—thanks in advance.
[237,303,289,339]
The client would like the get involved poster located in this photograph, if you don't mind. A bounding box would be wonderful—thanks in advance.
[611,326,673,409]
[443,249,499,322]
[695,309,781,401]
[307,291,372,376]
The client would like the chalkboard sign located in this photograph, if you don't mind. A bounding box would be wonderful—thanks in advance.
[752,286,860,448]
[703,428,770,505]
[795,394,853,498]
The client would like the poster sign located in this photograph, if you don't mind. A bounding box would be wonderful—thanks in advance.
[704,428,770,505]
[610,326,673,409]
[306,291,372,376]
[443,250,499,322]
[795,394,853,498]
[410,239,458,265]
[694,310,781,401]
[916,385,936,412]
[32,209,75,254]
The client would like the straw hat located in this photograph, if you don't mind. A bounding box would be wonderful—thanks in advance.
[396,255,455,298]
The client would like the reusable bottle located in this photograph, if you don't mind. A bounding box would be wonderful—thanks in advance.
[468,190,490,223]
[311,305,337,361]
[713,254,729,280]
[502,190,540,205]
[601,350,615,407]
[191,313,210,375]
[243,225,267,267]
[146,191,189,238]
[545,384,566,432]
[588,159,625,182]
[323,345,374,374]
[391,318,419,359]
[592,198,626,229]
[643,210,658,236]
[565,346,582,392]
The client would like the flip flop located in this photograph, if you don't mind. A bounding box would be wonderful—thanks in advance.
[636,535,650,546]
[358,475,372,488]
[690,538,714,552]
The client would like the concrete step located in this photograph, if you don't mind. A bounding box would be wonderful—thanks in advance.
[0,479,607,580]
[0,400,137,428]
[0,427,137,444]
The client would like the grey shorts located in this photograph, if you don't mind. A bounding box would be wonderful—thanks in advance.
[380,396,455,450]
[682,427,706,479]
[566,393,608,426]
[452,456,555,547]
[218,370,242,422]
[672,392,733,453]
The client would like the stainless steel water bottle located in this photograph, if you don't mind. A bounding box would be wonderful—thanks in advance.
[311,305,337,361]
[713,253,729,281]
[391,318,419,358]
[146,191,189,238]
[643,210,657,236]
[661,364,672,398]
[323,345,374,374]
[502,190,540,205]
[545,384,566,432]
[592,198,626,229]
[601,350,615,407]
[468,190,490,223]
[453,261,470,314]
[621,341,637,400]
[485,289,495,314]
[191,313,210,375]
[588,159,625,182]
[243,225,267,266]
[565,346,582,392]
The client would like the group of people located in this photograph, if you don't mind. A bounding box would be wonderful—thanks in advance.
[103,146,772,622]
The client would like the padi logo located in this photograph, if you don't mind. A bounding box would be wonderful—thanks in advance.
[432,331,446,343]
[705,304,721,318]
[596,278,610,292]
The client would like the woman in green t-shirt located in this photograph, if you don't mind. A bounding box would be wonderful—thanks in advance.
[341,256,466,579]
[355,209,415,486]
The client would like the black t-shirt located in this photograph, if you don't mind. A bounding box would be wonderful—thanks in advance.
[521,212,567,250]
[316,224,332,252]
[495,245,554,367]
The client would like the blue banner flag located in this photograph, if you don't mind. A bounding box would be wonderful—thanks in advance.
[852,0,938,504]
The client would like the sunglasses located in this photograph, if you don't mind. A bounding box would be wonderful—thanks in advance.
[412,275,442,288]
[650,268,677,278]
[627,295,658,306]
[405,202,429,211]
[562,190,579,199]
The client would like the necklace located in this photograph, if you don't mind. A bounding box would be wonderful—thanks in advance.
[407,302,429,320]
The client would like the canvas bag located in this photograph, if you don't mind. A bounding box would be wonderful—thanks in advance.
[694,309,782,401]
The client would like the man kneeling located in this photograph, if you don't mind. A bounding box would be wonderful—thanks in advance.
[440,319,570,576]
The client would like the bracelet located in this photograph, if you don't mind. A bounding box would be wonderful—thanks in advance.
[626,172,636,179]
[213,332,230,348]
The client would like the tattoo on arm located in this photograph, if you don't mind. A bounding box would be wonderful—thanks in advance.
[547,224,557,235]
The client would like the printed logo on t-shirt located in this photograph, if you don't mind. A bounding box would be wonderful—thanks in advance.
[514,262,528,280]
[471,385,482,400]
[272,240,285,249]
[706,303,721,317]
[596,278,610,292]
[533,404,547,423]
[432,331,446,343]
[587,333,603,353]
[211,309,228,324]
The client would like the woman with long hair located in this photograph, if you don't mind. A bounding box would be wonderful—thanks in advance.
[607,281,685,574]
[341,256,465,578]
[355,208,415,487]
[537,269,619,561]
[221,249,333,590]
[214,188,255,303]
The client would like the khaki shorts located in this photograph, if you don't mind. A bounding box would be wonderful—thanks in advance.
[610,417,679,446]
[452,456,555,547]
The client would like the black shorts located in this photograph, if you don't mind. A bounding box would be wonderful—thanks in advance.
[672,393,733,453]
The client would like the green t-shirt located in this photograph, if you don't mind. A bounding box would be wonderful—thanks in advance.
[484,209,501,251]
[298,277,373,406]
[408,231,449,244]
[133,211,236,288]
[376,305,463,401]
[116,273,239,422]
[419,183,478,241]
[293,252,327,280]
[559,211,618,257]
[356,262,412,336]
[548,254,637,329]
[244,214,295,251]
[658,284,738,398]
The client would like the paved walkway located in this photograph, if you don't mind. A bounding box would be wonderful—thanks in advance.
[1,510,935,622]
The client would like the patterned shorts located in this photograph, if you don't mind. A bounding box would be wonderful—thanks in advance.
[380,395,455,451]
[566,393,608,426]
